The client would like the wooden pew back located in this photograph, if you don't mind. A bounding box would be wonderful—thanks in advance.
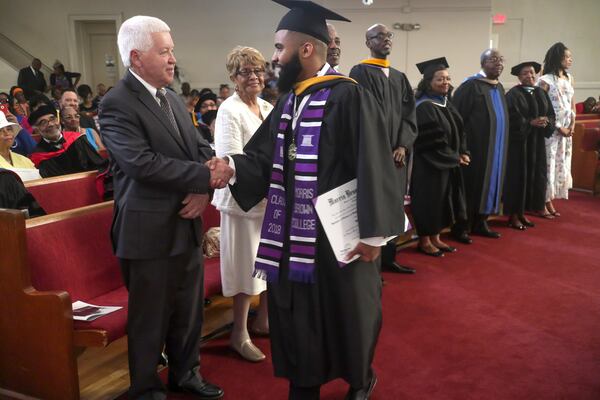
[26,202,120,302]
[25,171,102,214]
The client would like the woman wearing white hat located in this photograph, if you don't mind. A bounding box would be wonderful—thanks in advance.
[0,111,39,180]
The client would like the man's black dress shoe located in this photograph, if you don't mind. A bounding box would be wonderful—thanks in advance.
[383,261,416,274]
[345,374,377,400]
[451,231,473,244]
[169,374,224,400]
[472,227,501,238]
[508,222,526,231]
[520,218,535,227]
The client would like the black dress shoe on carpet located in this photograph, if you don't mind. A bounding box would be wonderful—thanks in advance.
[417,246,444,257]
[383,261,416,274]
[345,374,377,400]
[472,220,501,238]
[508,222,526,231]
[452,231,473,244]
[438,246,457,253]
[169,374,224,399]
[472,228,501,238]
[520,218,535,227]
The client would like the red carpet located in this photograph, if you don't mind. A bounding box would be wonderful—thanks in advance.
[119,191,600,399]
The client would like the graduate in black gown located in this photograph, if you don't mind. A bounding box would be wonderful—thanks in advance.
[504,61,555,229]
[28,105,107,178]
[411,58,469,257]
[452,49,509,241]
[218,2,404,399]
[349,23,417,274]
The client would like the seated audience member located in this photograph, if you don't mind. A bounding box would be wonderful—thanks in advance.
[583,97,599,114]
[9,87,30,118]
[200,109,217,143]
[50,87,62,109]
[195,90,218,122]
[180,81,192,103]
[50,61,81,91]
[60,89,96,129]
[218,83,231,105]
[4,111,36,157]
[61,106,105,151]
[28,105,107,177]
[9,87,33,134]
[0,92,9,106]
[29,94,52,112]
[77,84,97,118]
[92,83,107,108]
[0,169,45,217]
[0,112,40,182]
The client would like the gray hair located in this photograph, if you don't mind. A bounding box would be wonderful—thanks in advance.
[117,16,170,68]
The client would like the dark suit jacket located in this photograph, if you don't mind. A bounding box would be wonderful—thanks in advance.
[98,71,214,260]
[17,67,47,99]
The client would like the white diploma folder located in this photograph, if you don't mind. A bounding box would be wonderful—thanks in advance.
[313,179,361,265]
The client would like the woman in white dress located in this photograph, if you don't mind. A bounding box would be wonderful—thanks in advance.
[213,46,273,362]
[538,42,575,217]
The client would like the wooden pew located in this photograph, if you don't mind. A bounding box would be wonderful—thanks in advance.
[0,201,223,400]
[572,119,600,193]
[576,113,600,121]
[25,171,102,214]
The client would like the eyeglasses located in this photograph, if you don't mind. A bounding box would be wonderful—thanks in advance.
[36,115,58,128]
[237,68,266,78]
[62,114,80,121]
[485,56,505,64]
[368,32,394,41]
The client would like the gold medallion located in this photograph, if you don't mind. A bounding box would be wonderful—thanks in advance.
[288,143,297,161]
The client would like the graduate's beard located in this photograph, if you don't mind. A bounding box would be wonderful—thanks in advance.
[277,53,303,93]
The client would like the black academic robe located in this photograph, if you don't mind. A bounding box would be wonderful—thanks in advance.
[349,63,417,226]
[453,78,509,222]
[411,98,468,235]
[0,169,46,217]
[31,134,107,178]
[503,86,555,214]
[230,78,401,388]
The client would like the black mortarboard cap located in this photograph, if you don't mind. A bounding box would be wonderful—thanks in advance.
[416,57,450,76]
[273,0,351,44]
[195,92,218,113]
[28,104,57,125]
[510,61,541,76]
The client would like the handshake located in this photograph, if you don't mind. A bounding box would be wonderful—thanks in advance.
[205,156,234,189]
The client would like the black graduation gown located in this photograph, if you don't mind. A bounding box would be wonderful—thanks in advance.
[349,63,418,224]
[229,79,402,388]
[503,86,555,213]
[0,169,46,217]
[32,135,108,178]
[410,98,468,235]
[453,78,509,221]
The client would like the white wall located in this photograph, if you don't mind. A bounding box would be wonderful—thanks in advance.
[0,59,18,94]
[0,0,491,93]
[492,0,600,102]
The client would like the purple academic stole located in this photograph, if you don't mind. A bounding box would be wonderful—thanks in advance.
[254,88,332,283]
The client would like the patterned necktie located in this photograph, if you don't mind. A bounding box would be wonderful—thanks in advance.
[156,88,182,139]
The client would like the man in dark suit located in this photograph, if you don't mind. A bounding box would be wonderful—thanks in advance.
[17,58,47,100]
[98,15,231,400]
